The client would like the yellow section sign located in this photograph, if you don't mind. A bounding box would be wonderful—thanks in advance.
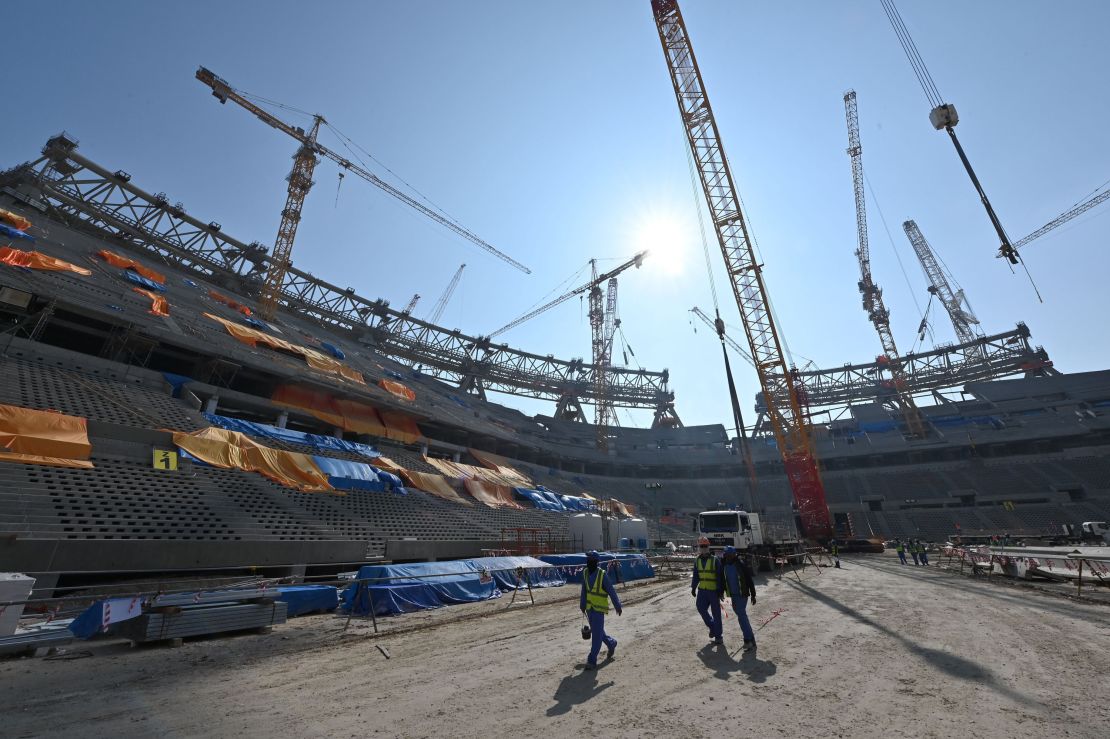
[153,448,178,471]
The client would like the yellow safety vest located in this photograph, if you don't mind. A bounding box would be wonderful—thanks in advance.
[697,556,718,591]
[585,569,609,614]
[896,543,904,553]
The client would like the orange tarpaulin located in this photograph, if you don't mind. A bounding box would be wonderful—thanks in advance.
[378,409,423,444]
[272,386,389,437]
[96,249,166,284]
[205,313,364,384]
[424,456,518,488]
[463,478,525,509]
[0,246,92,276]
[0,208,32,231]
[173,426,334,493]
[378,379,416,401]
[467,448,532,487]
[0,403,93,469]
[208,290,252,316]
[133,287,170,316]
[399,469,472,506]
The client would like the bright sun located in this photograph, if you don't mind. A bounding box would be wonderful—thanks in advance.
[631,210,691,277]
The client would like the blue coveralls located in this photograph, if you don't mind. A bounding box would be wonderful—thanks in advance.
[691,554,722,639]
[896,543,907,565]
[580,566,621,666]
[721,558,756,644]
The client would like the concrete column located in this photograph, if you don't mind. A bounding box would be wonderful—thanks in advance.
[276,411,289,429]
[203,396,219,415]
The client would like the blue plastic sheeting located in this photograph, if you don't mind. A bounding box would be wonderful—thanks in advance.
[202,414,381,459]
[319,341,345,360]
[0,223,34,241]
[859,420,898,433]
[122,269,166,292]
[513,487,563,511]
[448,394,469,408]
[182,278,199,288]
[539,553,655,584]
[385,369,404,380]
[242,315,270,331]
[69,597,144,639]
[276,585,339,617]
[342,556,564,616]
[162,372,194,398]
[376,469,407,495]
[312,455,386,491]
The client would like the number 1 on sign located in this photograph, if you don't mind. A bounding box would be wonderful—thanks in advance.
[153,449,178,471]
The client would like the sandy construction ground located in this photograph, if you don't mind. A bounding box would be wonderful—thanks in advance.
[3,553,1109,738]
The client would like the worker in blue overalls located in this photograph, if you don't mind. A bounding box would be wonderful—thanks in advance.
[719,546,757,652]
[580,550,622,670]
[692,537,723,645]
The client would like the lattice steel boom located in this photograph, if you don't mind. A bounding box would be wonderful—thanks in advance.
[428,264,465,325]
[1013,187,1110,251]
[903,219,983,346]
[844,90,925,438]
[651,0,831,538]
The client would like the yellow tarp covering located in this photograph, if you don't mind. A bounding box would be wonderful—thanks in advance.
[423,456,519,488]
[0,246,92,276]
[463,478,525,509]
[467,448,532,487]
[96,249,166,284]
[0,208,32,231]
[133,287,170,316]
[378,409,423,445]
[205,313,364,384]
[378,379,416,401]
[399,469,472,506]
[172,427,334,493]
[272,386,390,437]
[0,403,93,469]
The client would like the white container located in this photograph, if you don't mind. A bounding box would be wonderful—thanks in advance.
[607,517,649,549]
[0,573,36,636]
[569,513,604,552]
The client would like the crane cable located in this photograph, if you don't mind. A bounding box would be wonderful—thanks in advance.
[879,0,944,109]
[683,126,720,314]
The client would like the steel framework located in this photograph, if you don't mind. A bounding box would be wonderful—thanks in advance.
[0,136,673,411]
[903,219,983,345]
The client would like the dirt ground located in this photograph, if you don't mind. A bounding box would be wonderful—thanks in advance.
[3,552,1109,738]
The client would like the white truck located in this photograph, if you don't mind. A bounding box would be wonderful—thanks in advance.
[693,509,803,569]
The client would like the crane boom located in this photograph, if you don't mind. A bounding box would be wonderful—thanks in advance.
[1013,187,1110,251]
[844,91,926,438]
[488,251,646,339]
[402,293,421,314]
[903,220,983,345]
[589,264,620,450]
[690,307,754,368]
[194,68,530,317]
[428,264,466,325]
[651,0,831,539]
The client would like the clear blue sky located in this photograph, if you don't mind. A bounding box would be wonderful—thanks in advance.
[4,1,1108,428]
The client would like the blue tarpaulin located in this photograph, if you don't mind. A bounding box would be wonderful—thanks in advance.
[276,585,339,616]
[513,487,564,511]
[320,342,345,359]
[203,414,380,459]
[376,469,407,495]
[242,315,270,331]
[539,552,655,584]
[122,269,166,292]
[0,223,34,242]
[342,556,564,616]
[312,456,386,491]
[162,372,194,398]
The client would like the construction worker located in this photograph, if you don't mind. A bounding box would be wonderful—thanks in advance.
[719,546,757,651]
[830,539,841,568]
[896,539,907,565]
[691,537,723,644]
[580,550,621,670]
[910,540,921,566]
[918,541,929,566]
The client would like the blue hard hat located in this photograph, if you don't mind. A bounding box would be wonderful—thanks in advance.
[723,546,737,554]
[586,550,600,561]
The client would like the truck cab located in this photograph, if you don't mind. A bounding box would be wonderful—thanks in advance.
[694,509,763,551]
[1081,521,1109,542]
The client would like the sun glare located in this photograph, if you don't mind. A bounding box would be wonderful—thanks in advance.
[631,210,692,277]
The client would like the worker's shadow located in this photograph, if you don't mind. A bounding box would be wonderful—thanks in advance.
[546,665,614,716]
[696,643,777,683]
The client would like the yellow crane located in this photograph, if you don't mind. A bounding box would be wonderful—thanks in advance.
[195,67,529,321]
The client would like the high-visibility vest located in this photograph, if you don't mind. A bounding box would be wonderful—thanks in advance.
[696,556,718,591]
[831,544,839,555]
[585,569,609,614]
[896,543,904,553]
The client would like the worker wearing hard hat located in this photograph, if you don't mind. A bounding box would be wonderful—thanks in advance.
[720,546,757,651]
[895,540,908,565]
[691,537,723,645]
[580,550,622,670]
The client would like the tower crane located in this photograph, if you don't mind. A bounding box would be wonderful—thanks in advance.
[195,67,529,320]
[903,220,984,345]
[651,0,832,539]
[690,307,754,368]
[879,0,1021,266]
[843,90,926,439]
[401,294,421,314]
[427,264,466,325]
